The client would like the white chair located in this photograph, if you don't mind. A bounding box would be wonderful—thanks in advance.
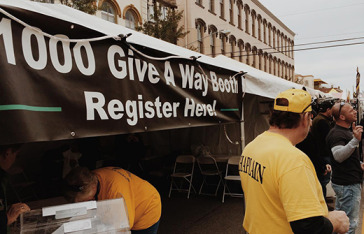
[197,156,223,196]
[169,155,196,199]
[222,156,244,203]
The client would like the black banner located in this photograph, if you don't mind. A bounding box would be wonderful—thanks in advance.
[0,7,242,144]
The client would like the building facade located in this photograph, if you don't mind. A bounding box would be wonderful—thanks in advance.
[178,0,295,81]
[35,0,294,81]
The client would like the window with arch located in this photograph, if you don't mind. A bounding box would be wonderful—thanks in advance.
[196,19,206,54]
[237,2,243,29]
[272,28,276,49]
[220,33,227,55]
[210,33,216,57]
[197,24,204,53]
[101,0,117,23]
[268,24,272,46]
[257,16,262,41]
[251,11,256,37]
[220,0,225,19]
[263,20,267,44]
[125,9,138,29]
[238,40,244,62]
[263,53,268,72]
[272,58,276,75]
[229,35,236,59]
[252,47,257,68]
[245,44,251,65]
[277,59,281,77]
[209,0,215,13]
[258,51,262,70]
[229,0,234,25]
[244,6,249,34]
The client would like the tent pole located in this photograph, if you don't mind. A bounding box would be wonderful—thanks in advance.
[240,98,245,153]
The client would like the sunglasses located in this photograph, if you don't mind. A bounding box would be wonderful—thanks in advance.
[338,101,345,116]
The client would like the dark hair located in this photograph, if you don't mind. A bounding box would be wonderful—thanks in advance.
[0,144,22,156]
[63,167,97,202]
[318,100,335,113]
[269,110,302,129]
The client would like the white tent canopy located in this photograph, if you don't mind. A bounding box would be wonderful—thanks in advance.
[0,0,328,101]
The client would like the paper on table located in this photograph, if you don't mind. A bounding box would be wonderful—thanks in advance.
[42,201,97,217]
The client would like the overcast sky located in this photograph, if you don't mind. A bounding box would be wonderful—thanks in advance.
[259,0,364,95]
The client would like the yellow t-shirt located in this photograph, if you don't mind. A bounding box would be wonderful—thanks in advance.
[93,167,161,230]
[239,131,328,234]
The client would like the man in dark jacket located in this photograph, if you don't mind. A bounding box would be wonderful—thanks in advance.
[311,99,334,198]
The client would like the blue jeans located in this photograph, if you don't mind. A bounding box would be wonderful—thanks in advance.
[131,220,160,234]
[331,183,361,234]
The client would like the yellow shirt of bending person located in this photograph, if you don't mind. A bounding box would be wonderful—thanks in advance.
[94,167,161,230]
[239,131,328,234]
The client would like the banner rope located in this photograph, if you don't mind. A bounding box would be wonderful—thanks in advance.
[126,42,191,61]
[223,124,240,145]
[0,7,120,42]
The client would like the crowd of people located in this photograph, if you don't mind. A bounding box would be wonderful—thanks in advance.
[240,88,364,234]
[2,88,364,233]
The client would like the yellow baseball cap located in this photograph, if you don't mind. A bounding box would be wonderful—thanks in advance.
[274,89,312,113]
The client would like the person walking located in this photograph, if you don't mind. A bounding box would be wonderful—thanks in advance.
[240,89,349,234]
[326,102,364,234]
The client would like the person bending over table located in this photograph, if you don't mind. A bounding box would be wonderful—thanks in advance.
[63,167,161,234]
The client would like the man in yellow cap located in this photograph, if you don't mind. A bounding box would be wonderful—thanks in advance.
[239,89,349,233]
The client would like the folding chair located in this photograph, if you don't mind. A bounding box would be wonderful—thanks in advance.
[168,155,196,199]
[222,156,244,203]
[197,156,223,196]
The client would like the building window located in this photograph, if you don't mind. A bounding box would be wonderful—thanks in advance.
[196,0,202,5]
[101,1,117,23]
[209,0,215,12]
[210,31,216,57]
[263,54,267,72]
[229,36,236,59]
[245,44,251,65]
[238,41,244,62]
[197,24,204,53]
[263,22,266,44]
[125,10,137,29]
[245,8,249,34]
[221,35,226,55]
[272,29,276,49]
[257,17,261,41]
[220,0,224,19]
[251,13,256,37]
[268,25,271,46]
[252,48,257,68]
[229,0,233,24]
[237,4,242,29]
